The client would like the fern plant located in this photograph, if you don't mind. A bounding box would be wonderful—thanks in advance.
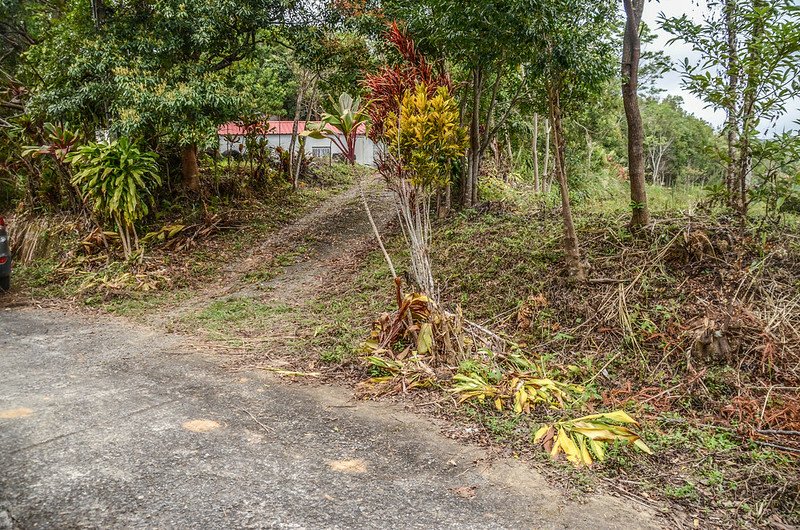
[67,137,161,258]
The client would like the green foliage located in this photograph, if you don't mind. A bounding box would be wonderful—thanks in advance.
[477,176,517,204]
[384,85,467,189]
[526,0,619,102]
[303,93,369,163]
[663,0,800,129]
[67,137,161,257]
[641,96,722,187]
[23,0,290,148]
[663,0,800,214]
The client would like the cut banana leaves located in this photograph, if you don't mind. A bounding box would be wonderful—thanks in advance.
[534,411,652,468]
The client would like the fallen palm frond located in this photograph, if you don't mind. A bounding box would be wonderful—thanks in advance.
[141,215,221,252]
[362,290,473,366]
[357,354,436,396]
[534,410,652,467]
[73,268,165,292]
[451,372,582,413]
[8,213,85,264]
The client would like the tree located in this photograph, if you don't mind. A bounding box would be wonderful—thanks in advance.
[379,84,467,296]
[663,0,800,216]
[286,29,373,188]
[527,0,619,279]
[622,0,650,227]
[389,1,531,207]
[24,0,293,194]
[363,22,454,213]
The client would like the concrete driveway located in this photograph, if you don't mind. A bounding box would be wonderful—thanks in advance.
[0,307,660,529]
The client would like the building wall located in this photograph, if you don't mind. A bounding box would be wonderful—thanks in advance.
[219,134,377,167]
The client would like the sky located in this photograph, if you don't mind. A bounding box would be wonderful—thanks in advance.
[641,0,799,135]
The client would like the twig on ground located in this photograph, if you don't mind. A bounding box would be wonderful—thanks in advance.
[241,409,274,434]
[753,440,800,454]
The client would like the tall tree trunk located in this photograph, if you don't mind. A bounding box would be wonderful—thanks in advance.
[464,66,483,208]
[504,130,514,180]
[548,84,585,281]
[532,113,540,193]
[543,117,551,193]
[289,71,307,189]
[737,0,764,218]
[622,0,650,228]
[181,144,200,193]
[724,0,740,210]
[293,76,319,189]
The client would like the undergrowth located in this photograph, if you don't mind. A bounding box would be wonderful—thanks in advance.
[310,181,799,528]
[6,164,354,310]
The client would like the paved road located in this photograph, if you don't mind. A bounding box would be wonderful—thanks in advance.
[0,307,660,529]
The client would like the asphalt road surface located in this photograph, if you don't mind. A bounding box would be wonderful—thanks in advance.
[0,307,660,529]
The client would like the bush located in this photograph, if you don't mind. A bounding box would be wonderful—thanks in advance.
[67,137,161,258]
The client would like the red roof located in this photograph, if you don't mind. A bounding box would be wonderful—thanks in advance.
[218,120,366,136]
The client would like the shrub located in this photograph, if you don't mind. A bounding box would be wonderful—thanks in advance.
[67,137,161,258]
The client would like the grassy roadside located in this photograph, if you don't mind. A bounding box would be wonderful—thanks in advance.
[7,170,797,527]
[7,164,354,312]
[299,180,799,528]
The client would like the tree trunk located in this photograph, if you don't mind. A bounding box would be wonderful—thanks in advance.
[504,130,514,180]
[464,66,483,208]
[532,113,540,193]
[543,117,551,193]
[288,80,305,188]
[294,76,319,189]
[548,84,585,281]
[181,144,200,193]
[737,0,764,218]
[622,0,650,228]
[724,0,739,210]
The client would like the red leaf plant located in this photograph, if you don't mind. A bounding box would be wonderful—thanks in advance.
[362,22,451,140]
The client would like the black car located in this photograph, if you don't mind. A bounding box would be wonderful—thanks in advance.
[0,216,10,291]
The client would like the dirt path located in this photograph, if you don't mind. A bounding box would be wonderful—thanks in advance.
[0,307,662,529]
[149,174,394,331]
[141,174,397,371]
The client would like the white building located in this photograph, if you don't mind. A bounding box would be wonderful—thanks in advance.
[218,121,377,167]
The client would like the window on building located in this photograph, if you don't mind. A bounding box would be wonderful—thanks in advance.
[312,146,331,161]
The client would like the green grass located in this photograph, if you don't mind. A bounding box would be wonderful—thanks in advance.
[303,250,397,364]
[188,298,293,333]
[305,177,799,527]
[242,245,311,285]
[103,288,193,318]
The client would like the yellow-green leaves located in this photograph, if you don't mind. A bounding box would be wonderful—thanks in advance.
[417,323,434,355]
[534,411,653,468]
[450,372,581,412]
[383,84,467,190]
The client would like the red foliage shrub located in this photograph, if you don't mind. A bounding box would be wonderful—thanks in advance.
[362,22,451,139]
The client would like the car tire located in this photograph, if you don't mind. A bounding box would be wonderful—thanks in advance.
[0,276,9,292]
